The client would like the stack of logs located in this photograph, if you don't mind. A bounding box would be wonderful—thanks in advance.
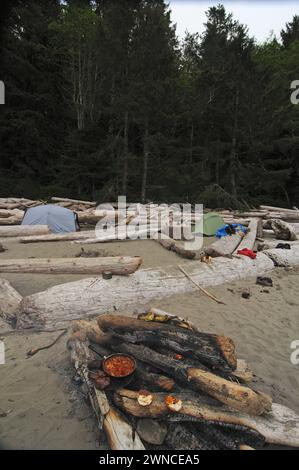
[66,309,299,451]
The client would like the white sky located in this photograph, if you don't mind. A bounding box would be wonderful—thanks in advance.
[169,1,298,42]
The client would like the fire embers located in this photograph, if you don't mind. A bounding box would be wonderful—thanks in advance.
[88,370,110,390]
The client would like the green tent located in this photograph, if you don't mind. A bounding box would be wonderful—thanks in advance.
[194,212,225,237]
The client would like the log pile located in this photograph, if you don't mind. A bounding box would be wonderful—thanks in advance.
[67,311,299,450]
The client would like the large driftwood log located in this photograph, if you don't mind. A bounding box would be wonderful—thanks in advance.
[205,233,243,257]
[19,230,96,244]
[0,279,23,323]
[270,219,297,241]
[51,197,96,207]
[156,236,198,259]
[16,253,275,329]
[97,315,237,372]
[76,227,159,244]
[0,256,142,275]
[260,205,299,214]
[233,219,258,253]
[0,225,50,237]
[67,338,145,450]
[264,246,299,267]
[108,342,271,415]
[114,389,299,448]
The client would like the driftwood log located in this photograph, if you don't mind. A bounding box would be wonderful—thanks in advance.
[19,230,95,244]
[114,389,299,448]
[51,197,96,207]
[270,219,297,241]
[0,279,23,323]
[0,225,50,237]
[0,256,142,275]
[205,233,243,257]
[156,236,198,259]
[233,219,258,253]
[264,246,299,267]
[16,253,275,329]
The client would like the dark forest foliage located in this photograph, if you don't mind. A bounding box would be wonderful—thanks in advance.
[0,1,299,207]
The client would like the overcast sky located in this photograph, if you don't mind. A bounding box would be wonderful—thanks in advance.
[169,1,298,42]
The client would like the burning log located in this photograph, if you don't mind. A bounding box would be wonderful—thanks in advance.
[108,342,271,415]
[0,256,142,275]
[113,389,299,447]
[97,315,237,372]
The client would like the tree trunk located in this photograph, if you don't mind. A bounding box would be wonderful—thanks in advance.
[0,256,142,275]
[141,121,150,204]
[230,90,239,200]
[122,111,129,194]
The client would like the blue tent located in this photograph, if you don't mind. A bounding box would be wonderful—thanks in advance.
[22,204,79,233]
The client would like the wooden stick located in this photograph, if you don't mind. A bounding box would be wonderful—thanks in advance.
[177,264,225,305]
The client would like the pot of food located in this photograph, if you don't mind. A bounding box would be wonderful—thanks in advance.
[102,353,136,378]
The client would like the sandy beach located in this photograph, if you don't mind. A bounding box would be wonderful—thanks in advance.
[0,238,299,449]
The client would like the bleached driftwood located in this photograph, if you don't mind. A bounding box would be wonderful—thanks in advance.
[260,205,299,214]
[75,227,160,244]
[233,219,258,253]
[17,253,274,329]
[0,225,50,237]
[270,219,297,241]
[0,279,23,323]
[52,197,96,207]
[264,246,299,267]
[0,256,142,275]
[205,233,243,257]
[19,230,95,244]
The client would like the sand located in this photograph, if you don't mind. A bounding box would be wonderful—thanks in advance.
[0,237,299,449]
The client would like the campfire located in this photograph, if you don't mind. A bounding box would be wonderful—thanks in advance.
[67,308,299,450]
